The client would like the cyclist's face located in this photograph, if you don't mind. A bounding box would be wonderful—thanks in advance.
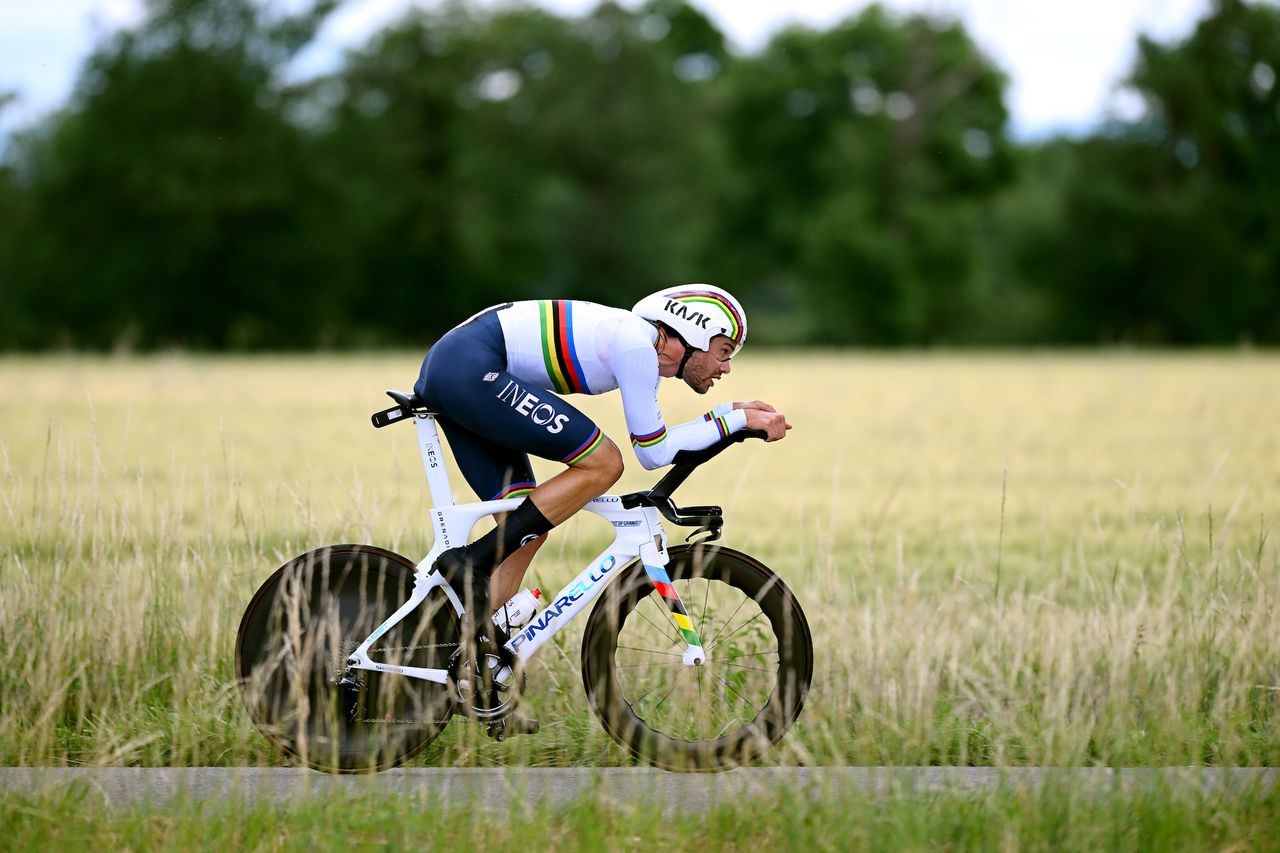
[682,336,737,394]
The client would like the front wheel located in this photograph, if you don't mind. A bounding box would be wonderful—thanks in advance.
[581,544,813,771]
[235,545,460,772]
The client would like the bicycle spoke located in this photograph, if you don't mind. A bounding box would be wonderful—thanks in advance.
[615,644,684,658]
[702,591,752,650]
[697,664,704,708]
[704,672,745,720]
[709,669,758,714]
[714,650,780,662]
[612,660,681,669]
[714,662,777,675]
[698,577,712,639]
[707,611,767,654]
[649,672,686,716]
[686,671,706,737]
[631,681,662,707]
[632,599,682,647]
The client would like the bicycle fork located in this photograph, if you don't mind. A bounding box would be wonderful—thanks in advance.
[639,541,707,666]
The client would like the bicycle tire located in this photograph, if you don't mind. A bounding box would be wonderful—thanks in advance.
[235,544,459,773]
[581,544,813,771]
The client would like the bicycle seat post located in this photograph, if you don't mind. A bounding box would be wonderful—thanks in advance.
[414,413,456,508]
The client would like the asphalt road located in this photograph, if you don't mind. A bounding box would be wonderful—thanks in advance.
[2,767,1275,810]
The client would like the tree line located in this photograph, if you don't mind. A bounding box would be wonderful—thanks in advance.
[0,0,1276,349]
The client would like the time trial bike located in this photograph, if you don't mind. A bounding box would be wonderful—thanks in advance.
[235,390,813,772]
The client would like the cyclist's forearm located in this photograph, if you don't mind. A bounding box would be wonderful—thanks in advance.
[631,408,747,469]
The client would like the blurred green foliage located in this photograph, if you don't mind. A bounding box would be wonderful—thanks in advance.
[0,0,1276,348]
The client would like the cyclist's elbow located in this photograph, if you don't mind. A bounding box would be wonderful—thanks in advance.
[633,445,671,471]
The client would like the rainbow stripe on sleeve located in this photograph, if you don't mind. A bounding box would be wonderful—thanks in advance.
[630,425,667,448]
[703,411,731,438]
[538,300,590,394]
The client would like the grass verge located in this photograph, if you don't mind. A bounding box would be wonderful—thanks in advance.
[3,777,1279,851]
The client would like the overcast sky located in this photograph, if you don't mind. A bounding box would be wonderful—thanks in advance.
[0,0,1217,142]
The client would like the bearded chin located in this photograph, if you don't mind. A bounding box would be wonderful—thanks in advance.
[684,374,710,394]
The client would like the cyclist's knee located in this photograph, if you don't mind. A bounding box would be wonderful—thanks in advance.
[575,436,624,491]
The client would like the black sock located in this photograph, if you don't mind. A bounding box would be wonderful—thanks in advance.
[461,497,554,573]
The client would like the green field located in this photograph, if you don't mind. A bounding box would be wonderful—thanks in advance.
[4,778,1279,851]
[1,351,1278,772]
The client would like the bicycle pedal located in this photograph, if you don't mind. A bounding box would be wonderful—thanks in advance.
[507,714,539,736]
[485,715,539,741]
[487,709,539,740]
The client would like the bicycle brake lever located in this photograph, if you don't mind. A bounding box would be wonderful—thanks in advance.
[686,525,722,544]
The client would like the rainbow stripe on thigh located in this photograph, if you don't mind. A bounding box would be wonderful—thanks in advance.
[490,481,536,500]
[643,563,703,647]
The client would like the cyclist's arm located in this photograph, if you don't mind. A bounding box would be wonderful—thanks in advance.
[612,338,747,470]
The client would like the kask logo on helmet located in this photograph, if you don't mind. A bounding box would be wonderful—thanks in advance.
[663,299,712,329]
[632,284,747,351]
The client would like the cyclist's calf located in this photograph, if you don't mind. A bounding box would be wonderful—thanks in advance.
[489,531,548,606]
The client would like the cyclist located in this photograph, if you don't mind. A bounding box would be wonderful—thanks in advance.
[413,285,790,725]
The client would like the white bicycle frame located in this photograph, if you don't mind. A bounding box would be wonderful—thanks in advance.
[344,411,707,684]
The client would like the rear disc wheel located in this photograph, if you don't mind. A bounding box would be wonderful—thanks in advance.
[235,545,459,772]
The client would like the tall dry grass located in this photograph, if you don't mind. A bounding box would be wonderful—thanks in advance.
[1,351,1276,766]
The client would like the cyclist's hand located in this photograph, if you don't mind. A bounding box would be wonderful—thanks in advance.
[744,408,791,441]
[734,400,778,414]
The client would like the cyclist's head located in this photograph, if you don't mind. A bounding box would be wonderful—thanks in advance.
[631,284,748,354]
[633,284,747,392]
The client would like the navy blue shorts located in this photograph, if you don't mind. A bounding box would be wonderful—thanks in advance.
[413,310,604,501]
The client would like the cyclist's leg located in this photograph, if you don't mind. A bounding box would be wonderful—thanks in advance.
[488,534,546,606]
[416,318,622,624]
[430,417,550,605]
[525,436,623,523]
[427,375,623,567]
[487,438,624,603]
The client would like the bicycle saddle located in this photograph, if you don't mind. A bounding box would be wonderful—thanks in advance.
[386,389,428,410]
[371,390,437,427]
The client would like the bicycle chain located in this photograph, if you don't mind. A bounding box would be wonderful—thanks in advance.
[358,642,499,724]
[369,643,459,654]
[353,637,517,722]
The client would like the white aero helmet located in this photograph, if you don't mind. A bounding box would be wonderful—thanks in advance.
[631,284,748,353]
